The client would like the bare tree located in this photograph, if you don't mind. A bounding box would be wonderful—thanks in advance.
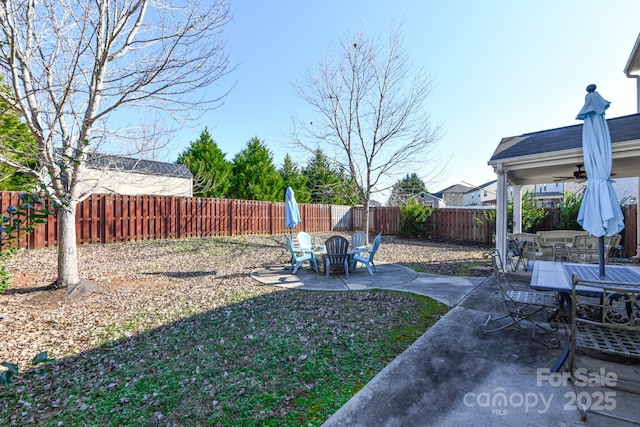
[0,0,233,295]
[292,26,442,240]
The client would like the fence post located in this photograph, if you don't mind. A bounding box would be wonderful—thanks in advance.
[228,199,234,236]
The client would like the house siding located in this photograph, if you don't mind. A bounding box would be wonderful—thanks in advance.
[80,168,193,197]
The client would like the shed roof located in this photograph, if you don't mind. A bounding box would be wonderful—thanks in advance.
[85,153,193,179]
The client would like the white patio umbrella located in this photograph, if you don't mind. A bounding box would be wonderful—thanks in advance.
[576,84,625,276]
[284,186,301,238]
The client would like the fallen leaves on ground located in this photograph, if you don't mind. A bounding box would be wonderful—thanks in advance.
[1,233,488,372]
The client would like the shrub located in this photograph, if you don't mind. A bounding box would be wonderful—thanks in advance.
[0,193,49,293]
[0,351,55,385]
[518,191,547,233]
[557,191,583,230]
[399,198,433,238]
[479,190,547,236]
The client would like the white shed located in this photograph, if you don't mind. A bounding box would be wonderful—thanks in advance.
[79,154,193,197]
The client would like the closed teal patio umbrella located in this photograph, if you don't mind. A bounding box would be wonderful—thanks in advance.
[285,186,300,235]
[576,84,625,276]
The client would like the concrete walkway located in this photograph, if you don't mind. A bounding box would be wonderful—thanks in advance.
[251,263,640,426]
[251,262,482,307]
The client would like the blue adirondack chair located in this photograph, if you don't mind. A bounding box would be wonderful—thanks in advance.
[323,235,350,278]
[350,231,366,251]
[297,231,326,253]
[285,235,318,274]
[352,232,382,275]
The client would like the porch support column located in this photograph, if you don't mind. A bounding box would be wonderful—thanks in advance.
[635,78,640,255]
[512,184,523,233]
[636,78,640,113]
[495,165,508,263]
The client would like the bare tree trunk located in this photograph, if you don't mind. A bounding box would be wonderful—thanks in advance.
[56,202,102,298]
[364,201,371,245]
[56,203,79,288]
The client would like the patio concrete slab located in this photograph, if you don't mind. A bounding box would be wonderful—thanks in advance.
[251,262,420,292]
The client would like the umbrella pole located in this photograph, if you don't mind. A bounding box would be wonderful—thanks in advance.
[598,236,605,277]
[286,227,294,270]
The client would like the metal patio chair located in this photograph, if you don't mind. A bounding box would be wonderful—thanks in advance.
[480,249,560,348]
[506,238,527,271]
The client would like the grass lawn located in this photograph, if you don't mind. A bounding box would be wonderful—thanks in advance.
[0,235,484,426]
[2,291,447,426]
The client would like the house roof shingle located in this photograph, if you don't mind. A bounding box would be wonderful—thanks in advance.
[490,113,640,162]
[488,112,640,185]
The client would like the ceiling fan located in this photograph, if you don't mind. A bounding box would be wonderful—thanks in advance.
[553,164,616,182]
[553,164,587,182]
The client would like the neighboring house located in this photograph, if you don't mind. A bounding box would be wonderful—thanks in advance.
[79,154,193,197]
[408,191,445,208]
[460,179,586,208]
[528,181,585,207]
[433,184,472,206]
[612,176,638,204]
[462,180,497,206]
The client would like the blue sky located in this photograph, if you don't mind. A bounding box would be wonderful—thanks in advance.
[166,1,640,198]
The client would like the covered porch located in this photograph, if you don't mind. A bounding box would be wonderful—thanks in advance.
[488,113,640,263]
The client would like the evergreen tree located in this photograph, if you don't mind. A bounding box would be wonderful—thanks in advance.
[334,169,361,206]
[229,137,283,201]
[388,173,427,206]
[303,149,333,203]
[279,154,310,203]
[0,84,38,191]
[177,127,232,198]
[302,149,359,205]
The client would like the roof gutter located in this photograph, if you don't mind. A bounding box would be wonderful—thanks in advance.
[623,34,640,256]
[627,73,640,114]
[624,33,640,113]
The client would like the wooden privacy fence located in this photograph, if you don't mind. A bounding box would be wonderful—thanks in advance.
[0,191,637,256]
[427,208,494,243]
[620,204,638,258]
[0,192,333,249]
[351,206,403,235]
[351,206,492,243]
[354,205,638,257]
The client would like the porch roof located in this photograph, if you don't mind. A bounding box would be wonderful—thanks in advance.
[488,113,640,185]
